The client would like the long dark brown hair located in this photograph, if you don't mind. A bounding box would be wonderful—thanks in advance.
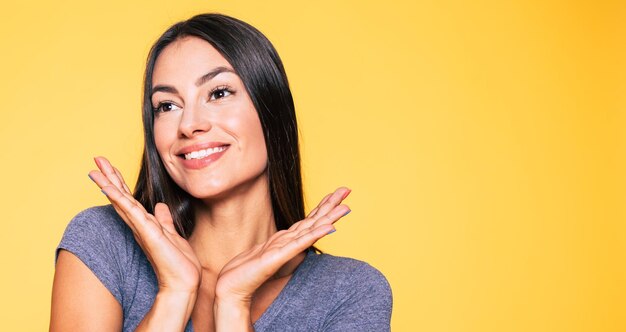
[133,14,304,238]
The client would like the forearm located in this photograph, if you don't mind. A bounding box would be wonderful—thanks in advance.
[213,298,254,332]
[135,290,197,332]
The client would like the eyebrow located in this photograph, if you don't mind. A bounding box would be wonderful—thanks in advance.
[151,66,236,97]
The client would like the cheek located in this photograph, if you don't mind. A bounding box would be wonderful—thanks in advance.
[227,111,268,166]
[153,119,176,159]
[249,133,268,168]
[247,118,267,162]
[251,125,268,165]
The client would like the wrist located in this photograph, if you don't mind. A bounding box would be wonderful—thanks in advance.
[135,290,197,332]
[157,289,197,316]
[214,295,251,316]
[157,288,197,302]
[214,297,253,331]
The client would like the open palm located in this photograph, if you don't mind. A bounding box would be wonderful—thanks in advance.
[215,188,351,302]
[89,157,202,294]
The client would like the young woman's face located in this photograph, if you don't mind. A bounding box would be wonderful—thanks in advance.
[151,36,268,200]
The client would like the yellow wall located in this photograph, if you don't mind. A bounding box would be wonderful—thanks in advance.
[1,1,624,330]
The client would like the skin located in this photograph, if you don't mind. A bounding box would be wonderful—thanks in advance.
[50,36,351,332]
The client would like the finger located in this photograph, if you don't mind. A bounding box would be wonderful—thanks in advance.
[113,167,132,194]
[290,204,349,238]
[89,170,138,206]
[281,209,345,245]
[309,187,351,222]
[94,156,125,193]
[154,202,177,234]
[99,185,141,231]
[265,230,289,246]
[88,169,113,189]
[98,184,165,255]
[101,185,153,233]
[90,172,147,233]
[247,226,331,274]
[280,223,335,256]
[311,204,351,228]
[306,193,332,219]
[294,188,350,232]
[103,196,142,237]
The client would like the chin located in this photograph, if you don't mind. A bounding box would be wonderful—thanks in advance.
[183,170,269,202]
[182,179,230,200]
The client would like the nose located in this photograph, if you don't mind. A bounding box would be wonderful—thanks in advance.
[178,102,212,138]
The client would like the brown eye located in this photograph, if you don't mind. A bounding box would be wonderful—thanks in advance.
[209,87,232,101]
[153,102,181,113]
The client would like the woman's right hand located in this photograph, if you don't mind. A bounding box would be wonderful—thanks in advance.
[89,156,202,296]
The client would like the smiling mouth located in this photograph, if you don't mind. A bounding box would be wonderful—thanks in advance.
[181,145,229,160]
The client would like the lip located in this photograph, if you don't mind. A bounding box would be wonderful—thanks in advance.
[176,142,230,155]
[176,142,231,170]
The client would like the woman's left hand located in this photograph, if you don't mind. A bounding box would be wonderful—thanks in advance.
[213,187,351,328]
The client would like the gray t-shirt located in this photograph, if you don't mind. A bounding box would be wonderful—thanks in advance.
[56,205,392,331]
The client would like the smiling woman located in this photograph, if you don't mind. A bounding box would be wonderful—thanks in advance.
[49,13,392,332]
[151,38,268,203]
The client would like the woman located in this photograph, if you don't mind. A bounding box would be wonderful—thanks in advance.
[51,13,392,331]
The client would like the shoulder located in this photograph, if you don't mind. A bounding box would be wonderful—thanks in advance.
[65,204,127,233]
[298,251,393,330]
[302,251,393,309]
[56,205,162,328]
[57,206,137,286]
[57,204,136,259]
[56,205,143,304]
[308,251,392,296]
[59,205,132,249]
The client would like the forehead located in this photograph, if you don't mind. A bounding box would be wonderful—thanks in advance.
[152,36,233,85]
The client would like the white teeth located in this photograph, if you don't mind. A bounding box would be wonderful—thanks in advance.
[184,146,227,160]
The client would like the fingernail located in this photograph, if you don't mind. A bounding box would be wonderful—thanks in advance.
[343,210,351,217]
[341,189,352,200]
[88,174,94,182]
[327,229,336,235]
[101,189,107,196]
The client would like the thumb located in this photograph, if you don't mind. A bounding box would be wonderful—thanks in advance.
[154,202,177,234]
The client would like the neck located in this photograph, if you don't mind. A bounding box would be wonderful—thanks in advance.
[188,173,277,275]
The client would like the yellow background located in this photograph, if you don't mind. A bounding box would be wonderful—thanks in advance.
[0,1,624,331]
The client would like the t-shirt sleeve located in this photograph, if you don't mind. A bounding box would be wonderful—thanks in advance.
[322,261,393,332]
[56,205,132,305]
